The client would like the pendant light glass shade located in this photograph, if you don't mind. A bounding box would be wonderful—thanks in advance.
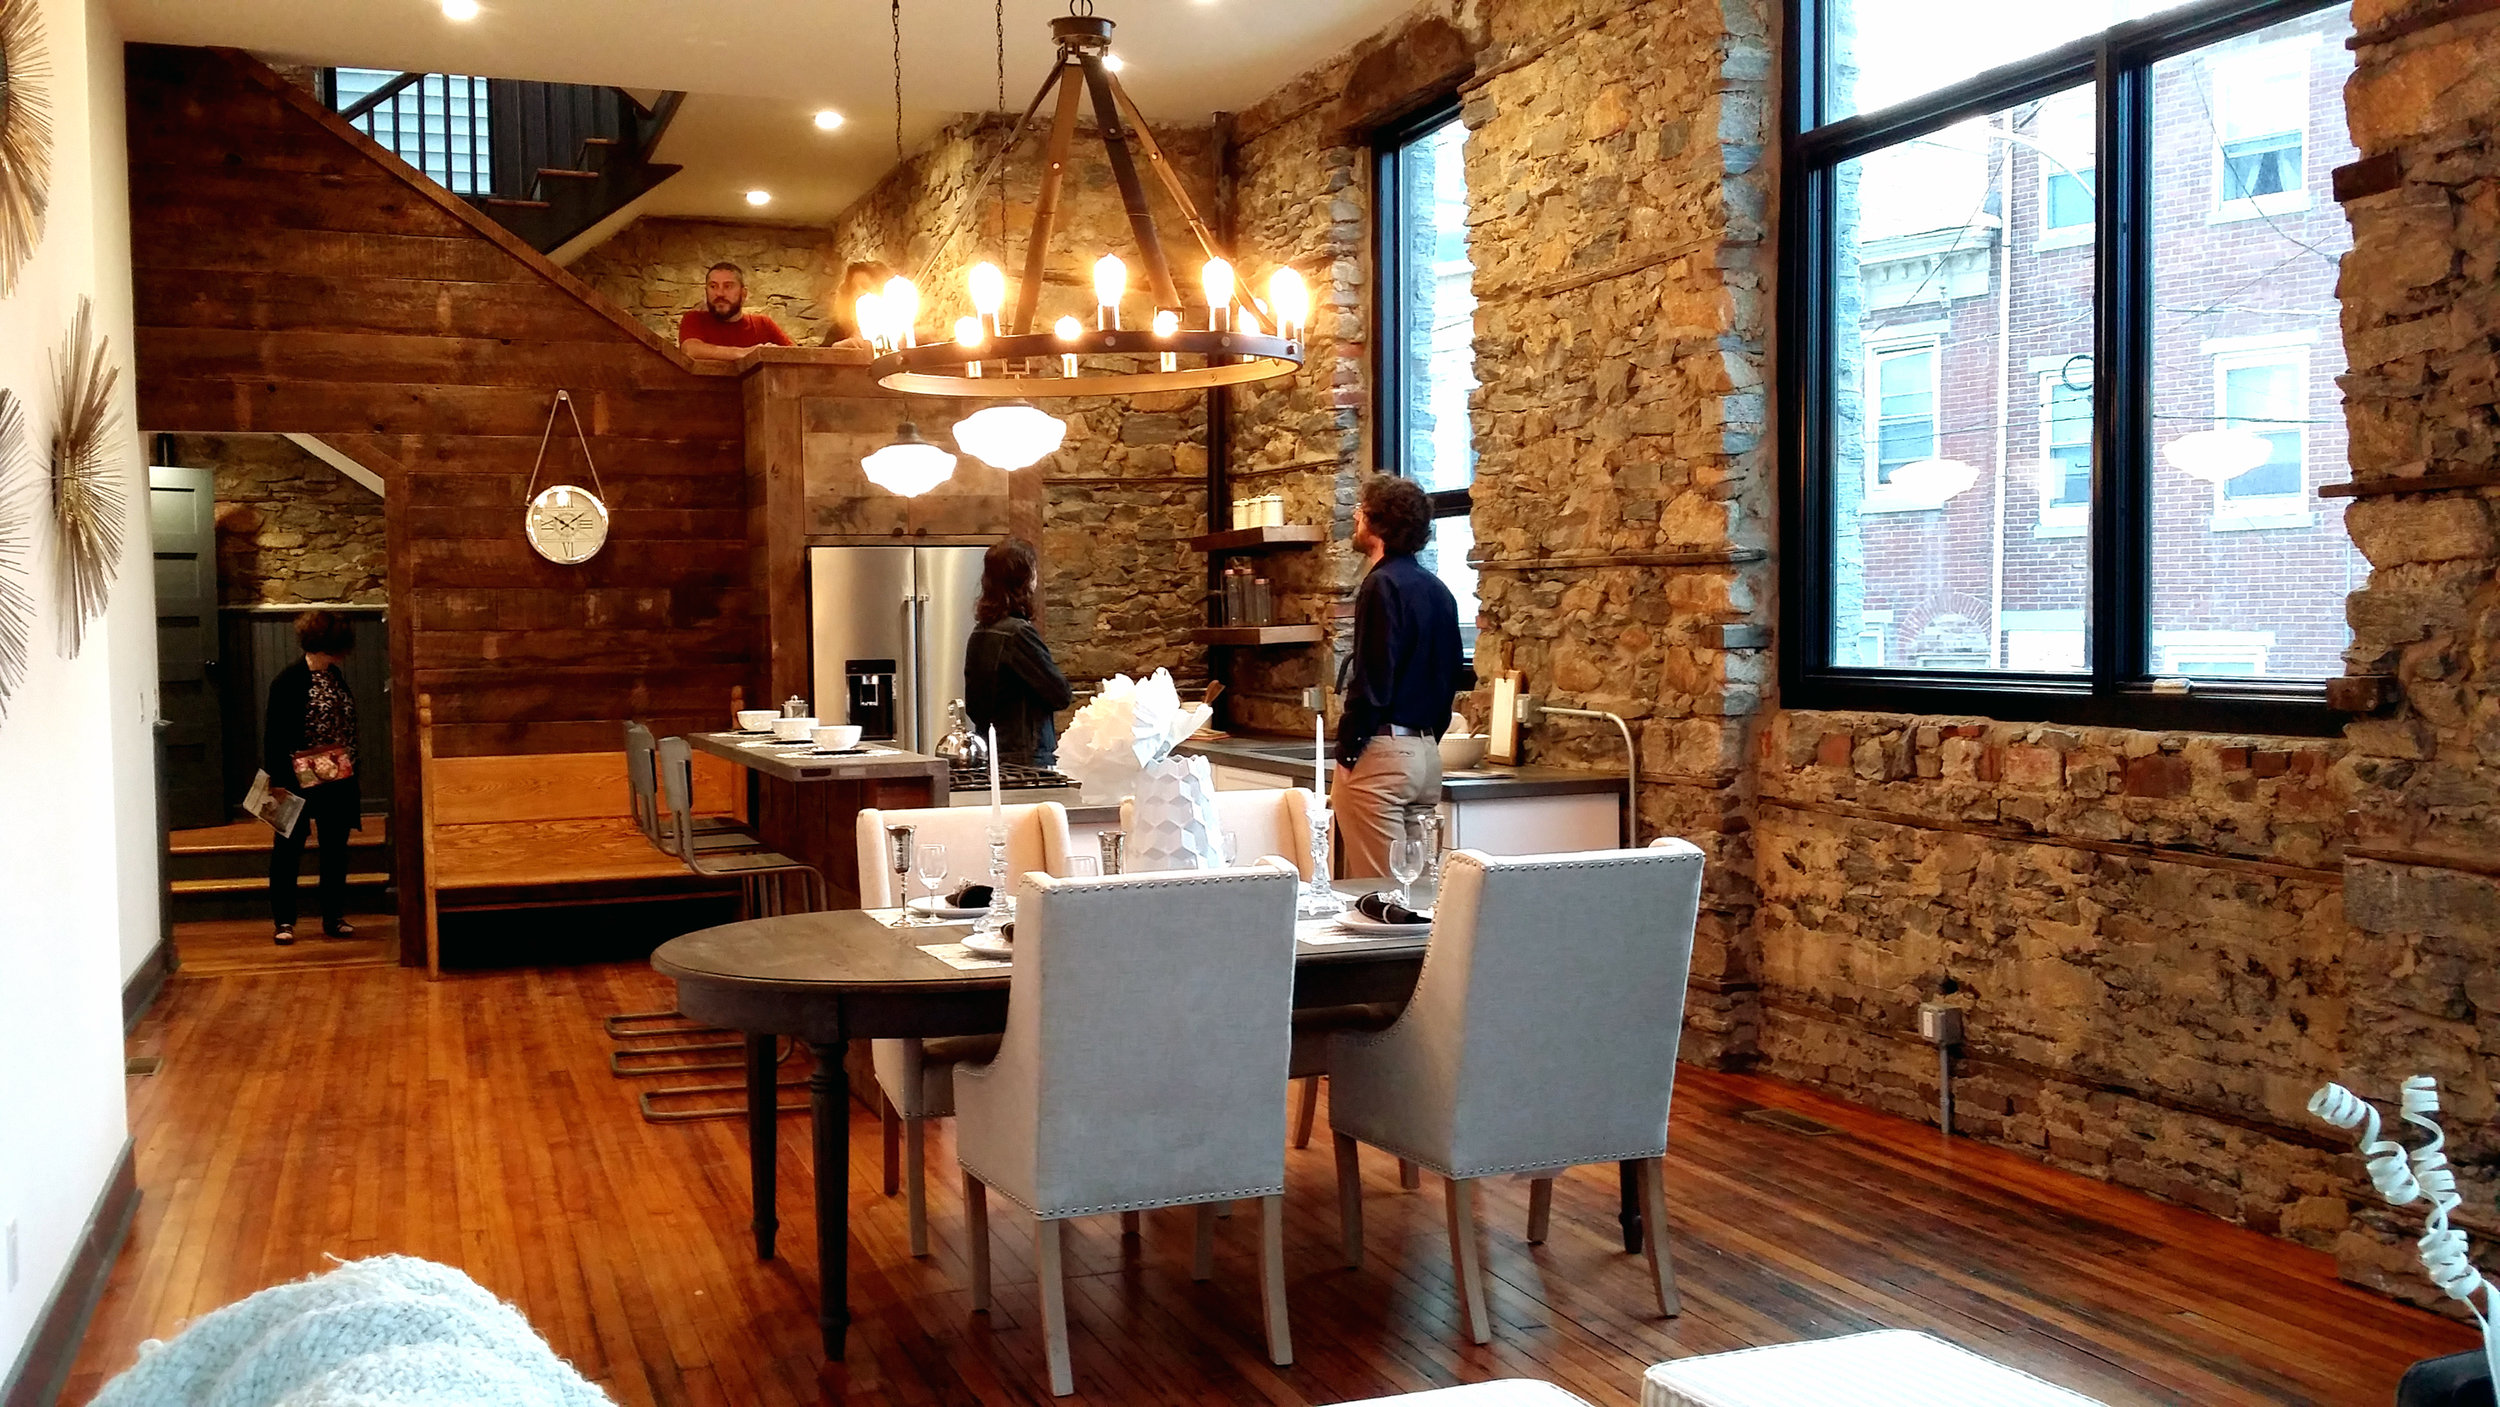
[951,401,1068,472]
[861,422,959,497]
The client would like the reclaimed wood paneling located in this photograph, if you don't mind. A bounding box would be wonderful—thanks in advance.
[127,44,753,965]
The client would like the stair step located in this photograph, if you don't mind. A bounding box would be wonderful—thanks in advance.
[482,197,552,210]
[170,820,391,855]
[536,168,601,181]
[172,873,393,896]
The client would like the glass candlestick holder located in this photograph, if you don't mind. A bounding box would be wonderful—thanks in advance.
[1296,807,1344,919]
[971,821,1014,936]
[884,824,919,925]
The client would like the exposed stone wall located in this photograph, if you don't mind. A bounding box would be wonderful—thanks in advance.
[568,218,847,346]
[172,434,387,606]
[2314,0,2500,1303]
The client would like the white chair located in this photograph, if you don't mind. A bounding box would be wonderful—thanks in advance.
[853,802,1073,1256]
[1327,843,1704,1345]
[1642,1331,2109,1406]
[952,862,1301,1396]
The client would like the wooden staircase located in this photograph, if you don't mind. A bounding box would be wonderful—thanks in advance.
[325,71,683,253]
[167,817,396,923]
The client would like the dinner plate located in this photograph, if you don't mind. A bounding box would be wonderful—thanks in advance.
[1334,911,1432,937]
[960,932,1014,959]
[910,896,997,919]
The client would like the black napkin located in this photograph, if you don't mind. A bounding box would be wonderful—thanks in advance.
[948,883,994,909]
[1355,891,1430,925]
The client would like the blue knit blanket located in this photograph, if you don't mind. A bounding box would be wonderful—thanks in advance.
[89,1256,614,1407]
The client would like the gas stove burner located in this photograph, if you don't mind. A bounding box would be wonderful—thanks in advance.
[950,760,1076,794]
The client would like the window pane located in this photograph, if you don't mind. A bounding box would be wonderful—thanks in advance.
[1393,116,1476,495]
[2147,8,2360,681]
[1416,515,1480,657]
[1829,91,2094,673]
[1822,0,2195,123]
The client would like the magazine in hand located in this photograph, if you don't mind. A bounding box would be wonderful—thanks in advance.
[243,769,306,838]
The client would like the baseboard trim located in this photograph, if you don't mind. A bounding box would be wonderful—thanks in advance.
[0,1139,138,1407]
[121,938,175,1032]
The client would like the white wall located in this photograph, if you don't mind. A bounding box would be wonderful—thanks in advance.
[0,0,149,1381]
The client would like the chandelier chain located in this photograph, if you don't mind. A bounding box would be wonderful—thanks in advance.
[996,0,1006,114]
[891,0,904,163]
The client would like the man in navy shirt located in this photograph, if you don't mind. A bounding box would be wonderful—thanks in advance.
[1334,476,1464,884]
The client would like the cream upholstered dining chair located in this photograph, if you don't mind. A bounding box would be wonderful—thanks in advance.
[1326,842,1703,1345]
[952,862,1301,1396]
[1118,787,1343,1145]
[853,802,1073,1257]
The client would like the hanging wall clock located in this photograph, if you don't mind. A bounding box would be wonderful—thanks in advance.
[0,389,31,721]
[52,297,124,657]
[522,388,610,564]
[0,0,52,297]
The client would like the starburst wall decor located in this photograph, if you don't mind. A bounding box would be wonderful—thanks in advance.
[51,297,125,658]
[0,0,52,296]
[0,391,30,722]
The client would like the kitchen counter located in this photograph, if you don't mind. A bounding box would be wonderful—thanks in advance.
[685,733,950,788]
[1177,734,1628,803]
[687,732,952,907]
[945,785,1122,827]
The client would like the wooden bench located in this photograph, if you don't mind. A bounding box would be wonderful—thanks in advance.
[417,694,745,976]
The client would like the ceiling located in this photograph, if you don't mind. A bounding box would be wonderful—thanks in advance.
[110,0,1414,224]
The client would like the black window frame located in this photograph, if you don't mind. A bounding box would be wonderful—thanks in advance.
[1777,0,2352,737]
[1374,94,1475,528]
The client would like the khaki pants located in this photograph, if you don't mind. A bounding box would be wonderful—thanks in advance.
[1332,735,1441,884]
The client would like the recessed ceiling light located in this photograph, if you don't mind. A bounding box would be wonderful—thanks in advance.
[745,189,772,206]
[814,109,844,131]
[1102,53,1125,72]
[441,0,479,19]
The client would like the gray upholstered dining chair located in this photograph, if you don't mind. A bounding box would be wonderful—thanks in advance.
[851,802,1074,1257]
[656,735,827,915]
[1326,842,1703,1345]
[951,861,1301,1396]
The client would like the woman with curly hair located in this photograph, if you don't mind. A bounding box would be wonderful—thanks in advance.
[964,538,1073,767]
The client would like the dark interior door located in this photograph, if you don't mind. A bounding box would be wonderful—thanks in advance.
[150,466,225,829]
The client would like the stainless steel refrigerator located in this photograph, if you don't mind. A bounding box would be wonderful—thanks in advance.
[808,544,990,754]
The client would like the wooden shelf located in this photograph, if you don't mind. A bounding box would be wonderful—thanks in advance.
[1191,624,1324,647]
[1189,524,1325,553]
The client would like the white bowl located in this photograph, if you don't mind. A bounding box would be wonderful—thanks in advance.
[772,716,818,741]
[735,709,777,732]
[1439,733,1489,771]
[813,724,864,750]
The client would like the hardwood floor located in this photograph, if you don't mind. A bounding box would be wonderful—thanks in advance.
[68,960,2469,1405]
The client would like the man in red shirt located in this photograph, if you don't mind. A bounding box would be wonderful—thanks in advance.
[678,262,793,362]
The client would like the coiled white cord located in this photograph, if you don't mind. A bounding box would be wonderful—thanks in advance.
[2309,1082,2422,1205]
[2314,1076,2500,1389]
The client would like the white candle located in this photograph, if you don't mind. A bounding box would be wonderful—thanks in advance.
[988,725,1003,826]
[1314,709,1326,799]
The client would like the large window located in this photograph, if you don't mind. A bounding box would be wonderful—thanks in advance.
[1377,100,1478,652]
[1783,0,2360,731]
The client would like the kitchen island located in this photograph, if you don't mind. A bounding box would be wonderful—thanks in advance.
[685,733,950,909]
[1178,733,1631,854]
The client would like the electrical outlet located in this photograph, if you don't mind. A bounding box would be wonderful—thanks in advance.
[5,1219,18,1291]
[1917,1002,1964,1046]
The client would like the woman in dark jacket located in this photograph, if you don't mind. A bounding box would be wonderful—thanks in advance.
[963,538,1073,767]
[264,610,362,944]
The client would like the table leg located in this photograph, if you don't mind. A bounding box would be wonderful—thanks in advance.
[810,1039,852,1359]
[747,1034,777,1259]
[1618,1159,1643,1254]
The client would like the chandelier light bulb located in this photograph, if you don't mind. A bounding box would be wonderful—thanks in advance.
[744,189,772,206]
[1153,309,1180,371]
[1268,267,1309,339]
[813,109,844,131]
[861,422,959,498]
[954,316,985,378]
[952,401,1069,471]
[441,0,480,19]
[854,293,887,351]
[882,276,921,348]
[1093,255,1127,330]
[969,261,1007,321]
[1102,53,1125,72]
[1055,315,1083,378]
[1202,258,1235,330]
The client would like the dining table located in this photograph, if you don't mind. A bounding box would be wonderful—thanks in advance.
[651,882,1648,1359]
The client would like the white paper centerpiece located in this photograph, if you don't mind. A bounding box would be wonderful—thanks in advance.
[1057,669,1217,869]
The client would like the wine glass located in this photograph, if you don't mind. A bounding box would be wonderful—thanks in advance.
[914,843,949,917]
[1221,831,1240,868]
[1389,834,1427,909]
